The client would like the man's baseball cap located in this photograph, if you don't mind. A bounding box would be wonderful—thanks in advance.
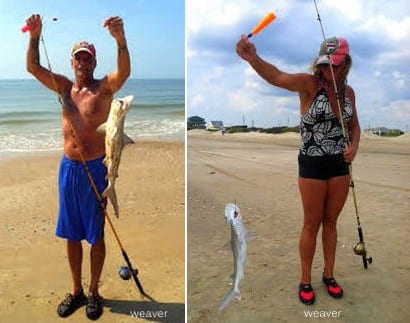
[316,37,349,66]
[71,41,96,58]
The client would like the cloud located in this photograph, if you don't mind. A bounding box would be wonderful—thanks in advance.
[187,0,278,34]
[190,94,205,108]
[187,0,410,130]
[227,91,257,112]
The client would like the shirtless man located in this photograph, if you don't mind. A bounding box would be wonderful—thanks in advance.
[25,14,130,320]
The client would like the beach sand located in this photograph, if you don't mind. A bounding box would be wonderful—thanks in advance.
[187,130,410,323]
[0,140,185,323]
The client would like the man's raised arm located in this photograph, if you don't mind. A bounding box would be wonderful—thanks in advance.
[104,16,131,93]
[25,14,70,94]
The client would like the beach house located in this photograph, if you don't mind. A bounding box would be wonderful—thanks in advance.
[206,120,224,131]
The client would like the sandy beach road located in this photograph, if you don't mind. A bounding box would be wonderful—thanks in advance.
[187,130,410,323]
[0,140,185,323]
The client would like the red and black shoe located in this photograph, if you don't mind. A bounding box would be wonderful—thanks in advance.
[322,273,343,298]
[298,283,315,305]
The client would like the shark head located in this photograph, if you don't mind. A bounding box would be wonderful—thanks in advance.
[224,203,241,225]
[112,95,134,117]
[96,95,134,136]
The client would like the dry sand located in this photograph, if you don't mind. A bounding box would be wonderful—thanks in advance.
[0,140,185,323]
[187,130,410,323]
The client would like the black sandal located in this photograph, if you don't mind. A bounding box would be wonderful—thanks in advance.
[57,289,87,317]
[299,283,315,305]
[322,273,343,298]
[86,294,104,320]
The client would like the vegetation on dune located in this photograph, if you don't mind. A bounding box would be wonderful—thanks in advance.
[226,126,300,134]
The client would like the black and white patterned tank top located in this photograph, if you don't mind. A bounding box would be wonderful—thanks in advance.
[299,88,353,156]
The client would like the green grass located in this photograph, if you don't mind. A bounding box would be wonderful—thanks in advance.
[226,126,299,134]
[381,130,404,137]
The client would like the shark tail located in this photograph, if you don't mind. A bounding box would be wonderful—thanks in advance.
[218,288,241,312]
[102,182,112,199]
[103,183,119,217]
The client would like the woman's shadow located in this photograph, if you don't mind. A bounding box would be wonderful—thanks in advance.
[103,298,185,323]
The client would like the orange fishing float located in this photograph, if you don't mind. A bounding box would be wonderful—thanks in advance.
[248,12,276,38]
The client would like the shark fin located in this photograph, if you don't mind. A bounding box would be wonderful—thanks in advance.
[219,240,231,254]
[102,181,112,198]
[96,123,107,135]
[123,133,134,145]
[102,182,119,217]
[218,288,241,312]
[245,231,255,241]
[107,187,119,217]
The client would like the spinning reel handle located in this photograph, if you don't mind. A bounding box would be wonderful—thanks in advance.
[362,254,373,269]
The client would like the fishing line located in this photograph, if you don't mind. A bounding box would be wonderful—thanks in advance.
[37,29,156,300]
[312,0,372,269]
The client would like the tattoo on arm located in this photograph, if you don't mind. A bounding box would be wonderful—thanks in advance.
[118,44,128,54]
[112,40,131,90]
[29,38,40,65]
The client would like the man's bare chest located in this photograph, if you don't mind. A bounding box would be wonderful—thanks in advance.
[63,87,111,123]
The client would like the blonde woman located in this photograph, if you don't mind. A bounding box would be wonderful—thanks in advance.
[236,36,361,305]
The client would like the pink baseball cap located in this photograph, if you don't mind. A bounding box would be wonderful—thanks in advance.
[316,37,349,66]
[71,41,96,58]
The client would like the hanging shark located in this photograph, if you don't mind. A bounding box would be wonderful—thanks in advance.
[218,203,252,312]
[97,95,134,217]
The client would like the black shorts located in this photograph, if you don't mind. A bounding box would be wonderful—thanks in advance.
[298,154,350,180]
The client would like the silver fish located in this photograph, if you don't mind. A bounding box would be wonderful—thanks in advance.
[218,203,251,312]
[97,95,134,217]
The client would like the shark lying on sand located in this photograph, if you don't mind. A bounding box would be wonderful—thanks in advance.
[97,95,134,217]
[218,203,252,312]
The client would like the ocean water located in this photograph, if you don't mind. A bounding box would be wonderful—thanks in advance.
[0,78,185,158]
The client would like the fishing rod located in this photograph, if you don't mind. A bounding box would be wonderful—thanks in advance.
[312,0,372,269]
[23,20,157,300]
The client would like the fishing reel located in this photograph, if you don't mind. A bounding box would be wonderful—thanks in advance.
[353,242,373,268]
[352,241,365,255]
[118,266,138,280]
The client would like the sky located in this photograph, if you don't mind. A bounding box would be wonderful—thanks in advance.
[0,0,185,79]
[187,0,410,131]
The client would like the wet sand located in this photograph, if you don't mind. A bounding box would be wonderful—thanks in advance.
[187,130,410,323]
[0,140,185,323]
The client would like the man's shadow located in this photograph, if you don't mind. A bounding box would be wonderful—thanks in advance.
[103,298,185,323]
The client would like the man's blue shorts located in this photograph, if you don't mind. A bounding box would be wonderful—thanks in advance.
[56,155,107,245]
